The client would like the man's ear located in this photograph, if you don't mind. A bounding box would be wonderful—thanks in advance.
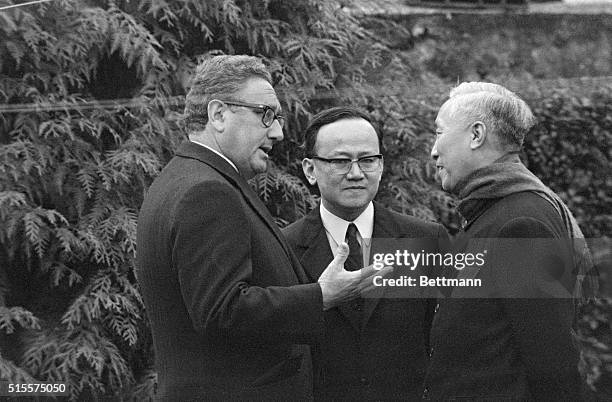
[207,100,226,132]
[469,121,487,150]
[302,158,317,185]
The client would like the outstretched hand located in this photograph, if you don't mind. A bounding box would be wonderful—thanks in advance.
[318,242,393,310]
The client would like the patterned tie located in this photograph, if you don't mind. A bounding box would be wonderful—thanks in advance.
[345,223,362,271]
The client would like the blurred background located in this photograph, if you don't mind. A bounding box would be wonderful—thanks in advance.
[0,0,610,399]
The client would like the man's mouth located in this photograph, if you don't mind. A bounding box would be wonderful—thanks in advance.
[259,146,272,157]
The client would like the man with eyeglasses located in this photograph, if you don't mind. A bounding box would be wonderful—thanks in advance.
[283,106,447,401]
[136,56,385,401]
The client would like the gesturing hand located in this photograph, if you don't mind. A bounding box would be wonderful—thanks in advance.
[318,242,393,310]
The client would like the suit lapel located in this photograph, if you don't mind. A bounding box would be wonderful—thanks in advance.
[175,141,308,282]
[293,206,334,283]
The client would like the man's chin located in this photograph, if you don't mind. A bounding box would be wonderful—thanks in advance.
[440,176,453,193]
[250,161,269,175]
[442,181,461,195]
[340,198,371,212]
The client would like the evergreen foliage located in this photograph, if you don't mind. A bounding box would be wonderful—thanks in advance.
[0,0,610,399]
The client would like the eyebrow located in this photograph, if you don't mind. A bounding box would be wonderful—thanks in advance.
[264,102,282,114]
[263,98,281,112]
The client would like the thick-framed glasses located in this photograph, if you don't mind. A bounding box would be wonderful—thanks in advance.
[222,100,285,128]
[311,154,383,175]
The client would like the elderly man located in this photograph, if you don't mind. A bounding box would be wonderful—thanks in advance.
[424,82,594,400]
[136,56,383,400]
[283,107,447,401]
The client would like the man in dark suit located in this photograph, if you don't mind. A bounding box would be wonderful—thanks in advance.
[283,107,447,401]
[424,82,594,400]
[136,56,384,401]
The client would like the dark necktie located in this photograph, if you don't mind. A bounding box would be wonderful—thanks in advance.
[345,223,362,271]
[344,223,364,319]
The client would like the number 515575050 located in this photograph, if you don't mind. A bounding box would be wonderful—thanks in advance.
[2,381,67,396]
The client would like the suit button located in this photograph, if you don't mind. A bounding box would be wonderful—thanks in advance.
[422,387,430,400]
[429,347,434,357]
[352,301,363,311]
[434,303,440,313]
[359,377,369,385]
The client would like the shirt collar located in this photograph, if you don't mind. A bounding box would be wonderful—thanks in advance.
[189,139,239,173]
[319,201,374,245]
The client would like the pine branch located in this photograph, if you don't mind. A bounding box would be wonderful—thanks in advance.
[0,191,28,215]
[0,306,41,334]
[0,351,37,383]
[21,325,134,399]
[107,3,169,77]
[124,369,157,402]
[46,261,83,288]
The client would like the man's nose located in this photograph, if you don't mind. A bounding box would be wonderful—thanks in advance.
[269,120,284,142]
[430,140,439,160]
[346,161,365,179]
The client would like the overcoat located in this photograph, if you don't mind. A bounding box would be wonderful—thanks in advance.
[137,141,324,401]
[423,191,583,401]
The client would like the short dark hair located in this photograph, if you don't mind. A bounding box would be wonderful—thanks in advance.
[302,106,383,158]
[183,55,272,132]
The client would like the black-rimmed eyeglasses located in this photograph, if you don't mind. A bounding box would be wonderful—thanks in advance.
[311,154,383,174]
[222,100,285,128]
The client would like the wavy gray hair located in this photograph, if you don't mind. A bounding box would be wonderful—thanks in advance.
[183,55,272,132]
[446,82,536,149]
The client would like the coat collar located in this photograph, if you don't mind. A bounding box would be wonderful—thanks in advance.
[188,139,239,173]
[296,201,395,249]
[319,202,374,247]
[175,141,244,186]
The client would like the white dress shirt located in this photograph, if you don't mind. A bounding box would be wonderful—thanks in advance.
[319,201,374,267]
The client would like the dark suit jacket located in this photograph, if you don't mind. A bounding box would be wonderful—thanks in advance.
[283,204,447,401]
[136,142,324,401]
[424,191,583,401]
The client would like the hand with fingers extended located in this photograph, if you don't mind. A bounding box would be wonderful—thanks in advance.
[318,242,393,310]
